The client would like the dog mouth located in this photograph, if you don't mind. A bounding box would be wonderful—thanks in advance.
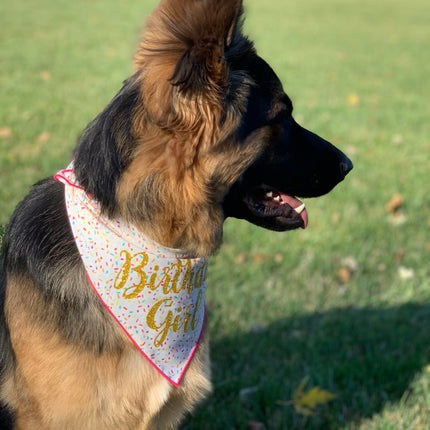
[244,186,308,230]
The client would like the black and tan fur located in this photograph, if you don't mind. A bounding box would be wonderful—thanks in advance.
[0,0,352,428]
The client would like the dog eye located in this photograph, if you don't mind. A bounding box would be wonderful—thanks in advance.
[281,95,294,116]
[269,96,293,124]
[269,106,292,125]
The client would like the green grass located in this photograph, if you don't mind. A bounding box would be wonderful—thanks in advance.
[1,0,430,428]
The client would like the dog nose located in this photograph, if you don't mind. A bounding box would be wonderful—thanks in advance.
[339,158,353,179]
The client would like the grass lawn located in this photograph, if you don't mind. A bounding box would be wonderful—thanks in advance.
[1,0,430,428]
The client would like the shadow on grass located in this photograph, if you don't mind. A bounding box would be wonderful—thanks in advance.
[188,303,430,429]
[1,304,428,429]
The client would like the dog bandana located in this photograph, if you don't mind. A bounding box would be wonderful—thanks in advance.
[54,165,208,386]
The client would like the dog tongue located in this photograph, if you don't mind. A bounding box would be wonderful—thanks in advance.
[280,194,308,229]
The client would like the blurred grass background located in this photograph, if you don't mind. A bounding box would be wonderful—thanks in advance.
[1,0,430,428]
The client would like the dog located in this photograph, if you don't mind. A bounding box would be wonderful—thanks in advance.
[0,0,352,428]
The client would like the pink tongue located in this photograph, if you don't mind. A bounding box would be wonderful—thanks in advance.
[280,194,308,229]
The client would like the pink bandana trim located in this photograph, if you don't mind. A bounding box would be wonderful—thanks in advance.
[54,164,208,386]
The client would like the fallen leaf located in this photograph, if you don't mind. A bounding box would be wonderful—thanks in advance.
[37,131,50,144]
[392,134,403,144]
[293,376,336,416]
[394,248,405,263]
[337,256,358,284]
[274,253,283,264]
[346,93,360,107]
[337,267,351,284]
[0,127,12,138]
[345,144,357,155]
[331,212,340,223]
[41,71,52,82]
[252,253,267,264]
[234,252,246,265]
[386,194,404,213]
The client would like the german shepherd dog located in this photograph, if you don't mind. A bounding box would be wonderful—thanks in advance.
[0,0,352,428]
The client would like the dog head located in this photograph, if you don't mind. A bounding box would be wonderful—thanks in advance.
[73,0,352,256]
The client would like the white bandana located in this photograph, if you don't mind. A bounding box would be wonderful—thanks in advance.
[54,165,208,386]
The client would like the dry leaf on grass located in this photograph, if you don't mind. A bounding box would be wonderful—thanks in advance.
[293,376,337,416]
[386,194,407,225]
[346,93,360,107]
[274,253,283,264]
[394,248,405,263]
[337,267,351,284]
[252,253,268,264]
[234,252,246,265]
[37,131,50,144]
[0,127,12,138]
[386,194,404,213]
[41,71,52,82]
[337,256,358,284]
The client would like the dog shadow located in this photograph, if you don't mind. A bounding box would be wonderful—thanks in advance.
[1,304,428,430]
[189,303,430,429]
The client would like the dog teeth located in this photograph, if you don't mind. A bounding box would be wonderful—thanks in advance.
[294,203,306,214]
[264,190,284,204]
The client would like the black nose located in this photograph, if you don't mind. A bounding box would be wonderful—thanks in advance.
[339,157,353,179]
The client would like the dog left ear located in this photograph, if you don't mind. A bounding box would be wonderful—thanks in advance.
[133,0,243,168]
[167,0,242,94]
[136,0,242,98]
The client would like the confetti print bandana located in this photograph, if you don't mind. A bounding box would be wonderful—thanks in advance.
[54,165,208,386]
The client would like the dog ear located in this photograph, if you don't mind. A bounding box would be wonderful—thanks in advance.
[132,0,244,168]
[136,0,242,94]
[163,0,242,93]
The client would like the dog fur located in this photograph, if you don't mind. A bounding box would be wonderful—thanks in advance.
[0,0,352,428]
